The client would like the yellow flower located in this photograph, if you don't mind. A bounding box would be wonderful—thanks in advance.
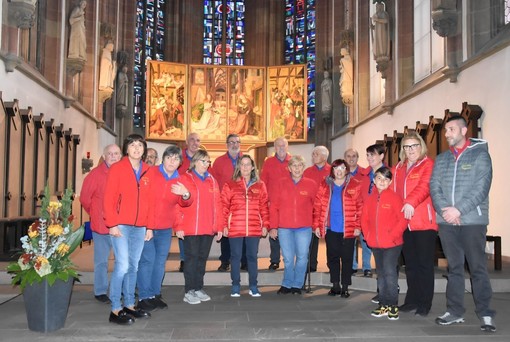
[35,256,49,266]
[57,243,70,255]
[48,201,62,213]
[47,224,64,236]
[28,229,39,238]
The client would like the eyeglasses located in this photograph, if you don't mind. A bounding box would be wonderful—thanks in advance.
[403,144,420,151]
[199,159,211,165]
[228,141,241,145]
[334,165,347,171]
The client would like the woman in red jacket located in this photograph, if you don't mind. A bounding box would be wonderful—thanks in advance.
[361,167,408,321]
[270,155,318,295]
[222,155,269,297]
[103,134,152,325]
[392,132,437,317]
[313,159,363,298]
[175,149,223,305]
[136,145,192,312]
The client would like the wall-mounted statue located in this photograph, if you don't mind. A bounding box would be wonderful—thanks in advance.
[370,1,390,76]
[68,0,87,61]
[99,41,116,90]
[339,47,353,105]
[321,70,333,123]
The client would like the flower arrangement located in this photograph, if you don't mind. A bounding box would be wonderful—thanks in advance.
[7,185,84,290]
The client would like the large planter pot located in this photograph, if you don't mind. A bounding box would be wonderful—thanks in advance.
[22,278,74,332]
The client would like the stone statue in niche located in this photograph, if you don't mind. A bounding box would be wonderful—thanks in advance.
[68,0,87,61]
[339,47,353,105]
[99,41,116,90]
[321,71,333,123]
[370,1,390,60]
[116,65,129,117]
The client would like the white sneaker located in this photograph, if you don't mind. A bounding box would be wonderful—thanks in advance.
[480,316,496,332]
[435,312,464,325]
[249,289,261,297]
[195,289,211,302]
[183,290,201,305]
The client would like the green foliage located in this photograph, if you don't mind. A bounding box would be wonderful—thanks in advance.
[7,183,84,291]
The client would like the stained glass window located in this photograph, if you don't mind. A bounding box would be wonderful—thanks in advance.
[134,0,166,128]
[203,1,245,65]
[284,0,316,132]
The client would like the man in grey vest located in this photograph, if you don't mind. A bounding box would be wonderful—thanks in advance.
[430,115,495,333]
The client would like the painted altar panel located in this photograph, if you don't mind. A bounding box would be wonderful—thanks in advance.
[146,61,187,141]
[267,65,308,142]
[226,67,266,142]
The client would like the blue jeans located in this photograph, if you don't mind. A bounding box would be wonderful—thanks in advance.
[109,225,146,311]
[438,224,495,318]
[353,233,372,271]
[183,235,214,292]
[229,237,260,290]
[278,227,312,289]
[372,245,402,306]
[137,229,172,300]
[92,232,112,296]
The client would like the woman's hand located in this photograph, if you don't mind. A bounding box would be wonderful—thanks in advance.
[223,228,229,237]
[261,227,268,237]
[171,182,189,196]
[176,230,185,239]
[314,228,321,238]
[401,203,415,220]
[216,231,223,242]
[109,226,121,237]
[269,229,278,240]
[145,229,153,241]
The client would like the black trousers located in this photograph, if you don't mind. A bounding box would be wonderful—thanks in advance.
[402,229,437,311]
[325,230,355,286]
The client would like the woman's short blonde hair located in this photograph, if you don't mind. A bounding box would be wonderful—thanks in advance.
[399,132,428,161]
[288,155,306,167]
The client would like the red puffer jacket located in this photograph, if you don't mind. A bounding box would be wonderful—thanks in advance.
[221,178,270,238]
[80,162,110,234]
[312,176,363,238]
[392,156,437,231]
[361,188,408,249]
[175,170,223,236]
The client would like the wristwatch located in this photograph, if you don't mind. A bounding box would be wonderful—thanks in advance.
[182,192,190,200]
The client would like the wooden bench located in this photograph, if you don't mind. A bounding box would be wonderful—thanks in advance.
[435,235,502,270]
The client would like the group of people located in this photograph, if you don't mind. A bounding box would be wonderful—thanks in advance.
[80,114,496,333]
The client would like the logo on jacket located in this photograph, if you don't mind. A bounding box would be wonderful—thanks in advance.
[461,164,472,170]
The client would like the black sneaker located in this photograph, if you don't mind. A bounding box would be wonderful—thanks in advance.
[137,298,157,312]
[291,287,302,295]
[123,306,151,319]
[363,270,373,277]
[371,294,379,304]
[398,303,417,312]
[340,290,350,298]
[268,262,279,271]
[109,310,134,325]
[241,263,248,271]
[179,260,184,272]
[277,286,291,294]
[217,263,230,272]
[95,294,111,304]
[150,296,168,310]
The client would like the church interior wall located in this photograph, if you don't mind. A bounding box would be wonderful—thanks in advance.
[331,44,510,257]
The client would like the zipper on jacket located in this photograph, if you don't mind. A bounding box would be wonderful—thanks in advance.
[134,169,149,226]
[375,193,380,247]
[245,184,249,236]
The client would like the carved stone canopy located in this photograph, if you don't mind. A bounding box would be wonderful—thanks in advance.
[431,0,458,37]
[8,0,38,29]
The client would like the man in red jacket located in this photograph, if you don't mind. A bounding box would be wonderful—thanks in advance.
[345,148,372,277]
[177,132,202,272]
[303,145,330,272]
[210,134,243,272]
[261,137,292,270]
[80,144,121,303]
